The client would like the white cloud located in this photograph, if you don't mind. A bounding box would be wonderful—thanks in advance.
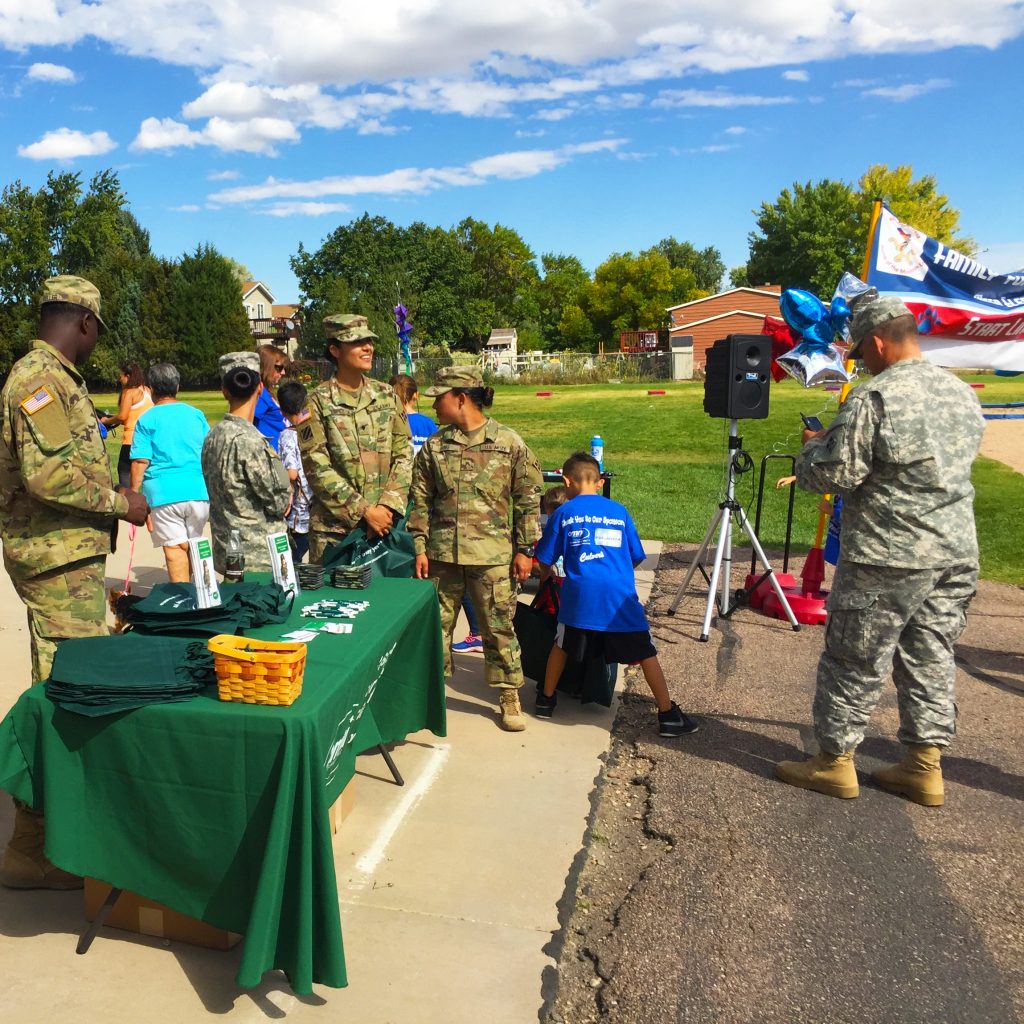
[862,78,951,101]
[132,116,204,150]
[1,2,1017,150]
[18,128,116,160]
[27,62,77,83]
[699,143,737,153]
[653,88,795,108]
[172,203,201,212]
[209,138,627,206]
[207,168,240,180]
[533,107,576,122]
[132,114,299,154]
[260,201,352,217]
[724,125,747,135]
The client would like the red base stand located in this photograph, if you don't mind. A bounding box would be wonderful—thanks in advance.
[759,544,829,625]
[743,572,797,610]
[762,589,828,626]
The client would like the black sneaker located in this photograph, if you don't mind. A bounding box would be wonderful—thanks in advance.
[535,690,557,718]
[658,702,698,737]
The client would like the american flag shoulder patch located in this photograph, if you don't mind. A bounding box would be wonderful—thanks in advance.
[20,387,55,416]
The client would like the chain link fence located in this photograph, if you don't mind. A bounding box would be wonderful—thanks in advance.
[369,350,671,386]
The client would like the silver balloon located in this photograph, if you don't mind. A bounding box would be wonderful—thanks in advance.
[777,342,856,388]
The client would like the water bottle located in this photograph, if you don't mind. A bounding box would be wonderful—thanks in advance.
[590,434,605,472]
[224,529,245,583]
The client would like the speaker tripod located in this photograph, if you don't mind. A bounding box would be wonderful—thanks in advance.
[667,420,800,641]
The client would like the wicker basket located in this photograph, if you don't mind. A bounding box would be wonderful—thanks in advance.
[208,635,308,706]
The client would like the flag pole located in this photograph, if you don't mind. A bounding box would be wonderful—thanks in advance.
[802,199,883,586]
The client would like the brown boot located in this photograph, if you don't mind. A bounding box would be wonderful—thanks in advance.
[776,750,859,799]
[872,744,944,807]
[498,689,527,732]
[0,808,83,890]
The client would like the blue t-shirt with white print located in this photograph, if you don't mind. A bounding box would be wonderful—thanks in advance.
[535,493,649,632]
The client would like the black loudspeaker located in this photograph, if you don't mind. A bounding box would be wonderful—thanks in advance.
[702,334,771,419]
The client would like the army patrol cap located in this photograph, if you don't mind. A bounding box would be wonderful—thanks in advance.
[218,350,261,380]
[323,313,377,344]
[40,275,108,332]
[848,291,915,358]
[424,365,484,397]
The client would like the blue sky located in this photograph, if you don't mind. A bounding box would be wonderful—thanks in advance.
[1,1,1022,304]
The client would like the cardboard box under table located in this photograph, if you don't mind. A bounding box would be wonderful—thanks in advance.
[0,577,446,994]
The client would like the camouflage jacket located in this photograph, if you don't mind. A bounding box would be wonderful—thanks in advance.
[408,417,542,565]
[0,340,128,580]
[201,414,291,572]
[298,376,413,536]
[795,358,984,568]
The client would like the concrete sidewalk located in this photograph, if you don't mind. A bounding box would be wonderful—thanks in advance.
[0,524,657,1022]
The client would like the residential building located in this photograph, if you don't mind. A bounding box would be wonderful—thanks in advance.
[667,286,782,373]
[241,281,302,358]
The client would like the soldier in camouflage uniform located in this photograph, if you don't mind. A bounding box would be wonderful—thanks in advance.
[298,314,413,563]
[0,276,149,890]
[201,352,291,573]
[409,366,543,731]
[777,293,985,805]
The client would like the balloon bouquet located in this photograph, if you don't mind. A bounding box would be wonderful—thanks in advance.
[394,303,414,375]
[772,273,872,387]
[753,274,873,626]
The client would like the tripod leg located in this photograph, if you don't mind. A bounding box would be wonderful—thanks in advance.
[666,508,723,615]
[734,506,801,631]
[699,513,731,642]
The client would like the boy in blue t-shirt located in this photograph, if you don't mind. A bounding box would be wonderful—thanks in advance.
[533,452,697,737]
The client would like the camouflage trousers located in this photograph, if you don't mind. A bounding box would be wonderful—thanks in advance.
[430,561,523,690]
[12,556,108,685]
[814,560,978,755]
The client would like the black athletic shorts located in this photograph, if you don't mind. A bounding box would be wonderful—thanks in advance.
[555,623,657,665]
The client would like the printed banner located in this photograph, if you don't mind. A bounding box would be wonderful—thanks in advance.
[866,205,1024,371]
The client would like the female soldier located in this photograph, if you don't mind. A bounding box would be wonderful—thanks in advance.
[409,366,542,732]
[298,314,413,562]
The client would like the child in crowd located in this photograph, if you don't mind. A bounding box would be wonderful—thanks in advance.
[277,381,313,563]
[533,484,568,615]
[533,452,697,737]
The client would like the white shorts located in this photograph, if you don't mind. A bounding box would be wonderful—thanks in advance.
[150,500,210,547]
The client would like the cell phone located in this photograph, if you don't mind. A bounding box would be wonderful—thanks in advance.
[801,414,824,432]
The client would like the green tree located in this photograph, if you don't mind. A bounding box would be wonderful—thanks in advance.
[655,237,725,293]
[746,179,861,295]
[456,218,540,343]
[168,244,251,383]
[729,265,751,288]
[586,248,700,344]
[537,252,591,349]
[856,164,975,254]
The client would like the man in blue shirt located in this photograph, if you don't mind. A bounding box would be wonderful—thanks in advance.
[534,451,697,736]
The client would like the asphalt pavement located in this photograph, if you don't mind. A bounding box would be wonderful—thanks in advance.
[546,546,1024,1024]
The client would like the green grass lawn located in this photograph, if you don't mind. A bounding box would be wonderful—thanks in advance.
[95,373,1024,585]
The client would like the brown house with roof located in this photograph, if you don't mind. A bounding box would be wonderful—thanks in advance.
[667,286,782,372]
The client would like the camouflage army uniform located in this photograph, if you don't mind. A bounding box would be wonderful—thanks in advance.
[408,418,542,687]
[0,340,128,683]
[795,358,985,754]
[201,414,291,573]
[298,376,413,562]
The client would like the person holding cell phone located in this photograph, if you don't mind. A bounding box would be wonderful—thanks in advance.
[776,292,985,808]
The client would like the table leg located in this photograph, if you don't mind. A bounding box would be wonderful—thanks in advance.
[77,886,123,954]
[376,744,404,786]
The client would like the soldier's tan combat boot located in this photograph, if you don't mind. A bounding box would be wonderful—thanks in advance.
[871,744,944,807]
[776,750,859,799]
[0,807,83,890]
[498,689,527,732]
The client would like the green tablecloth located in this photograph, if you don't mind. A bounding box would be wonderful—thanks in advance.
[0,576,446,994]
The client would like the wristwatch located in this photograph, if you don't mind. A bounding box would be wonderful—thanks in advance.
[517,545,536,557]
